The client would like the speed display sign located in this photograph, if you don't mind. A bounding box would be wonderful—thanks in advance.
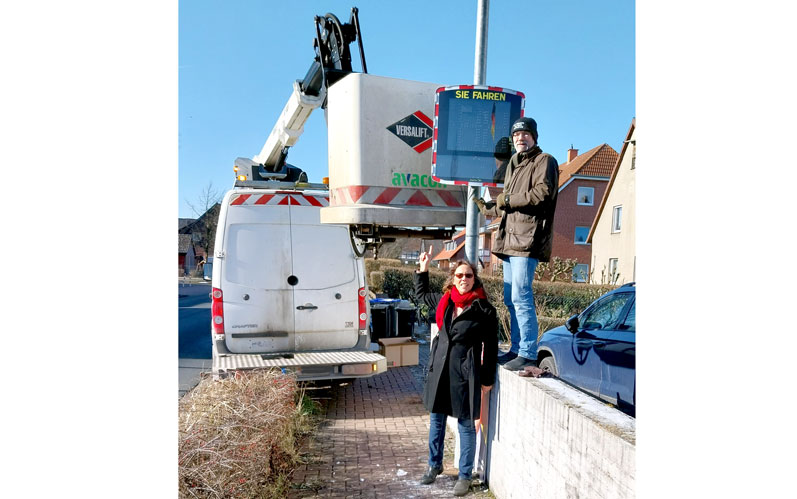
[432,85,524,186]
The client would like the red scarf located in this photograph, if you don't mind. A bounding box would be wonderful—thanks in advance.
[435,286,487,330]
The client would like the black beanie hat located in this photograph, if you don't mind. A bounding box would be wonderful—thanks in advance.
[511,117,538,142]
[493,136,512,160]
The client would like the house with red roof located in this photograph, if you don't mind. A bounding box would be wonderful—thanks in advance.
[478,144,617,280]
[551,144,618,281]
[432,229,467,271]
[394,237,449,264]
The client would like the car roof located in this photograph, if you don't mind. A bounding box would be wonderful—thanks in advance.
[612,282,635,292]
[601,282,635,300]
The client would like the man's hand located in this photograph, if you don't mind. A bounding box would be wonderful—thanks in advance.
[473,197,495,215]
[418,245,432,273]
[496,193,510,211]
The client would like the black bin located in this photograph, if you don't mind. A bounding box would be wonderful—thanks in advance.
[369,298,399,342]
[395,300,417,337]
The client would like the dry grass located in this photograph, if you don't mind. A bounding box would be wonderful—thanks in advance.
[178,369,319,498]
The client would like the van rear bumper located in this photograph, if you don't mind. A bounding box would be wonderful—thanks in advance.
[212,344,387,381]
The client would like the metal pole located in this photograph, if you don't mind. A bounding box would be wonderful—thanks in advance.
[473,0,488,85]
[465,0,489,266]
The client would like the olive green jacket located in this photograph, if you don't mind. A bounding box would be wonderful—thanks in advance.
[486,146,559,261]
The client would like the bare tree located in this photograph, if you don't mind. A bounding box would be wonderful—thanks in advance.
[187,182,221,217]
[185,182,223,269]
[367,241,403,260]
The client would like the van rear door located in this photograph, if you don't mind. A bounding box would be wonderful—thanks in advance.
[220,195,294,354]
[290,198,360,351]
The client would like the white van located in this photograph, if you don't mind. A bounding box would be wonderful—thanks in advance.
[210,180,387,380]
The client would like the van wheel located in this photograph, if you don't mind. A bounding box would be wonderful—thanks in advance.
[349,227,367,257]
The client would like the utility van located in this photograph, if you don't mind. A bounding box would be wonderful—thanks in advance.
[210,179,387,381]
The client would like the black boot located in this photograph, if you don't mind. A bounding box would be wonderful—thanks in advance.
[497,351,518,365]
[420,465,443,485]
[503,356,536,370]
[453,478,471,496]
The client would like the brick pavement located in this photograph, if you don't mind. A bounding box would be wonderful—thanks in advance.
[288,336,491,498]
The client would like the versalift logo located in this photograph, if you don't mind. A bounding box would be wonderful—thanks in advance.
[387,111,434,153]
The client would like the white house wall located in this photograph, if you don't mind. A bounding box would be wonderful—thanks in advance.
[590,128,636,284]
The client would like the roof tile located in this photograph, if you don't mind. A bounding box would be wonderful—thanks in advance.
[433,241,465,261]
[558,144,618,188]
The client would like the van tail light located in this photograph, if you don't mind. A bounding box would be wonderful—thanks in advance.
[211,287,224,335]
[358,287,367,330]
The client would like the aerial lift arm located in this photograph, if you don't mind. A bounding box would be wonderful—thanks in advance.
[252,80,326,169]
[249,8,368,175]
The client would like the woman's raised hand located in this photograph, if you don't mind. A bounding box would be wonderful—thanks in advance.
[418,245,432,272]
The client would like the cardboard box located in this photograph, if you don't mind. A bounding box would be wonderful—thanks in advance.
[378,337,419,367]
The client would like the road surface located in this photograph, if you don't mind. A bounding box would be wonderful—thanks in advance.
[179,281,212,359]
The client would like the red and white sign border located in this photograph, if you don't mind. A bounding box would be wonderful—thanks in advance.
[431,85,525,188]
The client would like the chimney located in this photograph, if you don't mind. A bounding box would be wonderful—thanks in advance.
[567,144,579,163]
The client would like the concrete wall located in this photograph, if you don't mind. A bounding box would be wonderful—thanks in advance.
[481,368,635,498]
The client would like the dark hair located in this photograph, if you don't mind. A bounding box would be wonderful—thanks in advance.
[442,260,485,294]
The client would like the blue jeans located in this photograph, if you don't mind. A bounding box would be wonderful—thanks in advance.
[428,413,476,479]
[502,256,539,360]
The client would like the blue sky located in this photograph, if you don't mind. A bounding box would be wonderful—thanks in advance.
[179,0,635,218]
[6,2,797,494]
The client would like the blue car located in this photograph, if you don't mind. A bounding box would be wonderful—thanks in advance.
[537,283,635,415]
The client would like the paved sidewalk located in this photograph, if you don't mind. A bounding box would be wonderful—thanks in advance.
[289,335,492,498]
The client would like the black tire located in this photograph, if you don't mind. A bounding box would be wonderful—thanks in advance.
[539,356,558,376]
[349,226,366,257]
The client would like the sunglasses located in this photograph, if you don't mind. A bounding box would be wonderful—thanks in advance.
[454,272,474,279]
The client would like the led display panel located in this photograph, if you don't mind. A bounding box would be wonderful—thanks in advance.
[432,86,524,186]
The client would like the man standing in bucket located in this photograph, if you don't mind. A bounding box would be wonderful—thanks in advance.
[474,117,559,370]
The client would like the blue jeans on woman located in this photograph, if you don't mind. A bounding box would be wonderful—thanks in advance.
[501,256,540,360]
[428,412,476,479]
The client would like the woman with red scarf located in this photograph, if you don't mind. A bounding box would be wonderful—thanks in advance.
[414,247,498,497]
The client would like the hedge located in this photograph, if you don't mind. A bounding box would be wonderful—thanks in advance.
[364,258,402,276]
[365,264,617,343]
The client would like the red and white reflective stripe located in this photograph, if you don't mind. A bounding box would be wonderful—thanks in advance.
[412,111,434,153]
[432,85,526,186]
[435,84,525,98]
[229,193,330,207]
[330,186,463,208]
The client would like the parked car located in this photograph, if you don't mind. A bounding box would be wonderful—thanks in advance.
[537,283,635,415]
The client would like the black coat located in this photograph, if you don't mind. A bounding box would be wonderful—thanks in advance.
[414,271,498,420]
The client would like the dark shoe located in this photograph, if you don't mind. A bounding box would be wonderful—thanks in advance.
[420,465,443,485]
[453,478,471,496]
[503,356,537,371]
[497,351,518,365]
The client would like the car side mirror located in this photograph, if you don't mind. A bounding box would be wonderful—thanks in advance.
[565,314,580,334]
